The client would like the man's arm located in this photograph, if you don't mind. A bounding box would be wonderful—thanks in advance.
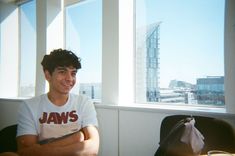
[17,126,99,156]
[74,126,100,155]
[39,130,85,147]
[53,126,99,155]
[0,152,19,156]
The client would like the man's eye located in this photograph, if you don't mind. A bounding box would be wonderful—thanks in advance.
[71,72,77,77]
[59,70,66,74]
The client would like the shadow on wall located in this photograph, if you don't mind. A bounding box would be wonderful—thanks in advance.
[0,2,18,23]
[0,99,22,130]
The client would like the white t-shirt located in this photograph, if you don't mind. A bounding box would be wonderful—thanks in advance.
[17,93,98,142]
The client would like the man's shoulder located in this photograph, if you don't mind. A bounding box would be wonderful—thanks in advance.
[70,93,89,101]
[23,94,46,107]
[69,93,92,106]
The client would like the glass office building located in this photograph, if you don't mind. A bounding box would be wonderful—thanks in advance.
[136,23,160,103]
[196,76,224,105]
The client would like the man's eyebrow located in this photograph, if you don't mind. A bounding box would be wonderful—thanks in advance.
[56,67,67,70]
[56,67,77,72]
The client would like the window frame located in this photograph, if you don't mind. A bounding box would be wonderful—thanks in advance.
[102,0,235,113]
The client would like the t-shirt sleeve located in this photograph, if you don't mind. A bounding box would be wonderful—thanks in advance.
[17,101,37,137]
[81,99,98,128]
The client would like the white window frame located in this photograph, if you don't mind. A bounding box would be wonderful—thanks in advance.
[101,0,235,113]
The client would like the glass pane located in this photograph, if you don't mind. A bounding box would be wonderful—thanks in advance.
[135,0,225,106]
[66,0,102,101]
[19,0,36,97]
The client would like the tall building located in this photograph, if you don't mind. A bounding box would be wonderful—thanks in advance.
[136,23,161,102]
[196,76,224,105]
[79,83,101,101]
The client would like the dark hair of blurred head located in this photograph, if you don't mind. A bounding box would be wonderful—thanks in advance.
[41,48,81,74]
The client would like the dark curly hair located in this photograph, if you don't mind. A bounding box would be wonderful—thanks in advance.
[41,49,81,74]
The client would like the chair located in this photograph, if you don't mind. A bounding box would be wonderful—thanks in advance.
[156,115,235,155]
[0,124,17,153]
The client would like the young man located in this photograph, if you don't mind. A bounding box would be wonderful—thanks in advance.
[16,49,99,156]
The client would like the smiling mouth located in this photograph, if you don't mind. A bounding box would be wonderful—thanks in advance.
[62,84,73,89]
[65,85,72,88]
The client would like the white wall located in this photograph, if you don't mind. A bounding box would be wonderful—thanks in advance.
[1,99,235,156]
[224,0,235,113]
[97,105,235,156]
[96,107,119,156]
[119,109,164,156]
[0,99,21,129]
[102,0,119,105]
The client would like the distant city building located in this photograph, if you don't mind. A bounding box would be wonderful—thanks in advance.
[79,83,101,101]
[167,80,196,104]
[159,89,185,103]
[196,76,224,105]
[136,23,161,102]
[169,79,195,89]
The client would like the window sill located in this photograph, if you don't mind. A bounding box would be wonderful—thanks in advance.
[0,98,232,116]
[95,102,235,117]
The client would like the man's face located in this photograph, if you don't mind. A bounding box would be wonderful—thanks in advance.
[45,66,77,95]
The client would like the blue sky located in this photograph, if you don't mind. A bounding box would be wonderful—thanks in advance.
[66,0,102,83]
[136,0,225,87]
[20,0,36,86]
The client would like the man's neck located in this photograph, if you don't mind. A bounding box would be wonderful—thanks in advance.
[47,92,69,106]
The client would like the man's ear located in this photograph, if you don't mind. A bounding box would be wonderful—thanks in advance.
[44,70,51,81]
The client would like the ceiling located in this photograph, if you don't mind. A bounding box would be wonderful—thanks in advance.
[0,0,32,5]
[0,0,15,3]
[0,0,85,6]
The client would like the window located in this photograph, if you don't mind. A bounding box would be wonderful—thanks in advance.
[65,0,102,101]
[19,0,36,97]
[0,0,36,98]
[135,0,225,106]
[0,1,19,98]
[1,0,235,113]
[0,0,102,99]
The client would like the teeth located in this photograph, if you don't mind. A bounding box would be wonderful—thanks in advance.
[63,84,71,87]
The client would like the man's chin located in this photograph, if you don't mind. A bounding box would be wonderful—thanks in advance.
[60,88,72,94]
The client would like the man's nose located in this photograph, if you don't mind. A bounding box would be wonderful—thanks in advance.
[65,72,73,81]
